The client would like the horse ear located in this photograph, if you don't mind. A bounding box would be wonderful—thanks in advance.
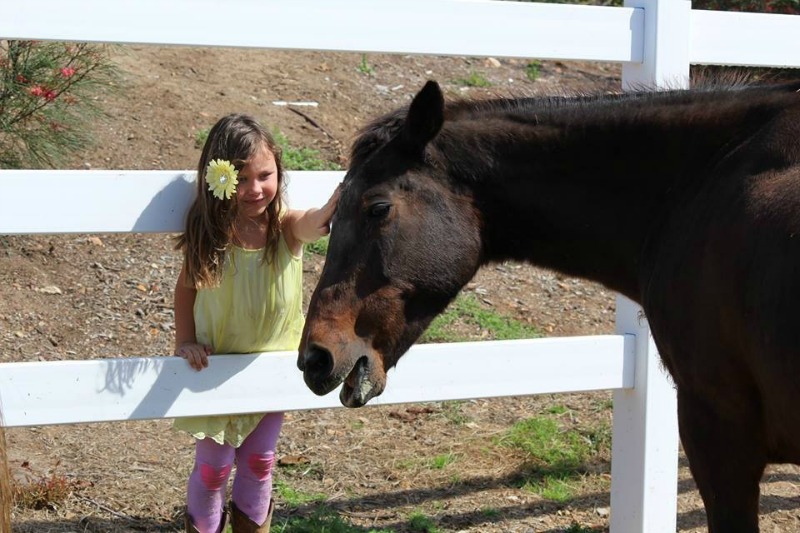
[402,80,444,153]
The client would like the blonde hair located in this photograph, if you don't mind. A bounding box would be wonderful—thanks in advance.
[175,113,287,288]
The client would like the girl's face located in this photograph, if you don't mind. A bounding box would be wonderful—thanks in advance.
[236,144,279,221]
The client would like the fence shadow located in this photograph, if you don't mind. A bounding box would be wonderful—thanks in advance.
[101,354,258,420]
[133,173,195,233]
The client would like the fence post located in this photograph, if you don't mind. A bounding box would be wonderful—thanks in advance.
[622,0,691,89]
[609,0,688,530]
[611,296,679,531]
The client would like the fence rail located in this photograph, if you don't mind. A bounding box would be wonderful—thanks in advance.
[2,1,798,531]
[0,335,633,428]
[2,1,799,67]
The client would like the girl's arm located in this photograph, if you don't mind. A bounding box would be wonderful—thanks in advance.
[174,263,211,371]
[284,185,341,256]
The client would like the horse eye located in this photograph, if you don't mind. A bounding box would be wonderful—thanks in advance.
[368,202,391,218]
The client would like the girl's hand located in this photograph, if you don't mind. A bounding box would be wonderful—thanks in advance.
[316,183,341,235]
[175,342,212,371]
[285,183,342,247]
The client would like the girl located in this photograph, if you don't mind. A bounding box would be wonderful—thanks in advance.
[173,113,338,533]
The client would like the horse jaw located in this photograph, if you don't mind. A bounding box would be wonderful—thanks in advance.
[339,353,386,407]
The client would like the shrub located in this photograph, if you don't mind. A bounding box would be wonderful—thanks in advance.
[12,462,77,510]
[693,0,799,13]
[516,0,798,11]
[0,40,118,169]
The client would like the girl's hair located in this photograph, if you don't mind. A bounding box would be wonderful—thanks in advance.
[175,113,287,288]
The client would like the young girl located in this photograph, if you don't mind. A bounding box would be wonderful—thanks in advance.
[173,113,338,533]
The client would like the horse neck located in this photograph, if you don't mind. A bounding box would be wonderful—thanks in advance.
[444,91,792,300]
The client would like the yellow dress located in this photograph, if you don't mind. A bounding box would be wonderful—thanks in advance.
[173,234,304,447]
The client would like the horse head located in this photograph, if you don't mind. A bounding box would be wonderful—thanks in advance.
[298,81,483,407]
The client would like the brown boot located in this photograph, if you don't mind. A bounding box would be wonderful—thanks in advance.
[230,499,273,532]
[184,507,229,533]
[184,509,200,533]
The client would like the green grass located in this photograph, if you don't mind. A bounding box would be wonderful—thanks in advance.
[440,400,472,425]
[429,452,458,470]
[525,60,542,81]
[591,396,614,412]
[194,127,210,149]
[391,450,459,472]
[454,70,492,88]
[407,511,441,533]
[273,479,328,508]
[421,293,541,343]
[499,415,611,502]
[546,404,569,415]
[565,524,604,533]
[505,417,590,468]
[481,507,501,518]
[274,130,341,171]
[395,458,416,470]
[537,474,575,502]
[305,235,329,257]
[277,507,393,533]
[357,54,375,76]
[194,126,340,171]
[278,459,325,480]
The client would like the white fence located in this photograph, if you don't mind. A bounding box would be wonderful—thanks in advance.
[1,1,799,531]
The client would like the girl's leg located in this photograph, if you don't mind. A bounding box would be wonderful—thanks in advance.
[231,412,284,524]
[187,437,235,533]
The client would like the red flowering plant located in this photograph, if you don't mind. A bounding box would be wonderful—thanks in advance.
[693,0,799,13]
[0,41,118,168]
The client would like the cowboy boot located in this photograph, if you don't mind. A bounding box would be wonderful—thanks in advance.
[230,499,274,532]
[184,507,228,533]
[184,510,199,533]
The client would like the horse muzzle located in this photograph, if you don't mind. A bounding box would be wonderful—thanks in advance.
[300,342,386,407]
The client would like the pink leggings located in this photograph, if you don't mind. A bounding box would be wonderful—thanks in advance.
[186,412,283,533]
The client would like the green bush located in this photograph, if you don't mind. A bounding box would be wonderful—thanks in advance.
[0,41,118,169]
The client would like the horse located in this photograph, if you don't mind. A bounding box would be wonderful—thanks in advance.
[298,79,800,532]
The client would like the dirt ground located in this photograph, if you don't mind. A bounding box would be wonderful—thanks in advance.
[2,46,799,532]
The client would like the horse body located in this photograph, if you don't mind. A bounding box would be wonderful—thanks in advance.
[299,80,800,531]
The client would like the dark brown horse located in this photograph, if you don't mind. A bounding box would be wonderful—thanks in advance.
[298,79,800,532]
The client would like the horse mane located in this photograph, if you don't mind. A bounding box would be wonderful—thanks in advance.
[349,77,800,170]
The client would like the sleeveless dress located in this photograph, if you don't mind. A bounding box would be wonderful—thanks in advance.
[173,234,304,447]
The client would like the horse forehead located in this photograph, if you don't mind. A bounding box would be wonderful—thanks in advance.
[343,168,424,203]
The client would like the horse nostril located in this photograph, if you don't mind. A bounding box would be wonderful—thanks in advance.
[304,344,333,378]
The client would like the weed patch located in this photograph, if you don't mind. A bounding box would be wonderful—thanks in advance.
[422,293,541,343]
[274,479,327,508]
[274,130,341,171]
[454,71,492,87]
[12,463,80,510]
[499,415,611,501]
[278,507,392,532]
[357,54,375,76]
[408,511,441,533]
